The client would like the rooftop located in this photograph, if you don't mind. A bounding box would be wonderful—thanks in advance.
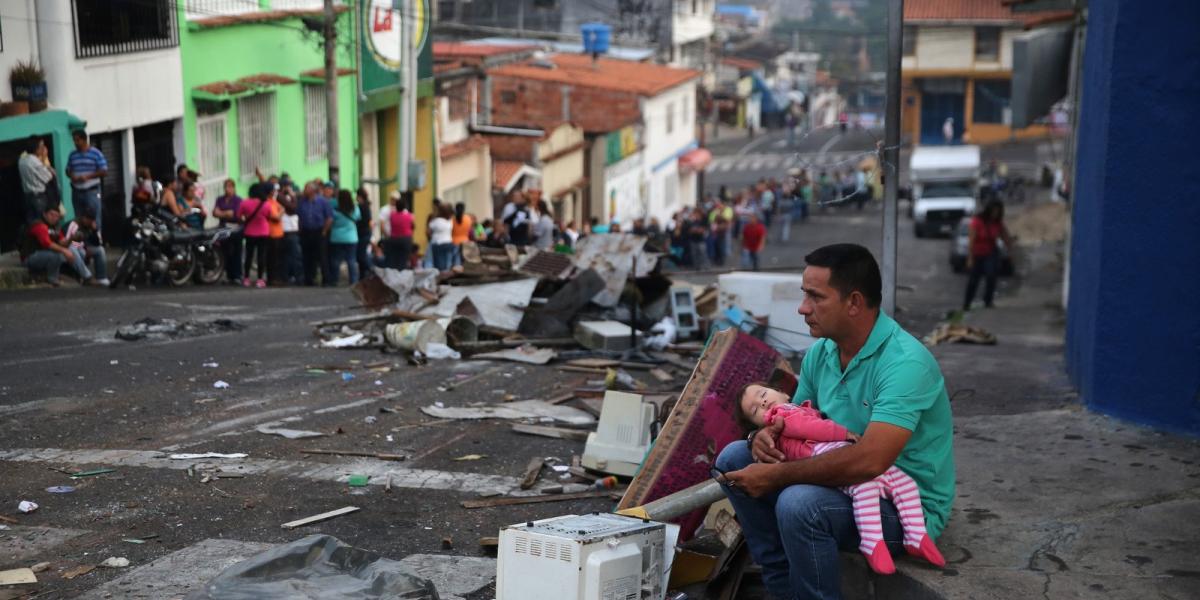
[904,0,1073,26]
[489,54,700,97]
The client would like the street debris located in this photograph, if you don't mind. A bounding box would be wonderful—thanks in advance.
[347,475,370,487]
[17,501,38,513]
[421,399,595,425]
[257,425,326,439]
[321,332,366,348]
[924,323,998,346]
[473,344,556,365]
[45,486,75,493]
[461,489,617,509]
[190,535,437,599]
[452,454,487,461]
[115,317,245,341]
[0,568,37,586]
[203,362,219,368]
[99,557,130,568]
[280,506,360,529]
[213,380,230,389]
[70,468,116,478]
[61,564,95,579]
[29,563,50,574]
[511,423,590,441]
[301,449,407,461]
[420,342,461,360]
[169,453,247,460]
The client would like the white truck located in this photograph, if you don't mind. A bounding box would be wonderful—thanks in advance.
[910,145,980,238]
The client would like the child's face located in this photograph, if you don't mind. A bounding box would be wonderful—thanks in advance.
[740,385,791,427]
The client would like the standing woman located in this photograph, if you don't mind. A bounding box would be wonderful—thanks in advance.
[212,179,243,284]
[354,188,374,276]
[427,204,454,271]
[265,185,285,285]
[450,202,473,266]
[237,183,272,288]
[533,199,555,250]
[327,189,361,285]
[963,200,1014,310]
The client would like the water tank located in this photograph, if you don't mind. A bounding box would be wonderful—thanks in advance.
[581,23,611,56]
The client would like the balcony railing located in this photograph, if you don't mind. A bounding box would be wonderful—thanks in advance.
[73,0,178,59]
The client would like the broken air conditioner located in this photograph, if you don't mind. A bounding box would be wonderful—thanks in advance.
[582,391,655,477]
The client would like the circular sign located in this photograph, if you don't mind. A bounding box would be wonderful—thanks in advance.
[364,0,429,71]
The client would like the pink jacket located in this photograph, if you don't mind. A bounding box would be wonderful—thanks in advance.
[764,401,852,460]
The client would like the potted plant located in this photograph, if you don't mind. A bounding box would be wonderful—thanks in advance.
[10,59,48,112]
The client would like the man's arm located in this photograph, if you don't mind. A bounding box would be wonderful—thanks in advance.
[725,421,912,497]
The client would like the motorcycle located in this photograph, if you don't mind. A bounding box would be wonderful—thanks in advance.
[110,208,232,289]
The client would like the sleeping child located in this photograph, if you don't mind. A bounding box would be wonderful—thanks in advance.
[733,382,946,574]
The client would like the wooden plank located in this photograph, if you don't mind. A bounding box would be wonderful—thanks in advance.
[511,423,590,441]
[546,391,576,405]
[519,457,544,490]
[461,490,614,509]
[567,358,619,368]
[649,368,674,382]
[0,515,17,525]
[300,449,407,461]
[558,365,608,375]
[0,568,36,585]
[280,506,360,529]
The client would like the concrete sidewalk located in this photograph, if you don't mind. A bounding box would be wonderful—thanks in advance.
[873,248,1200,599]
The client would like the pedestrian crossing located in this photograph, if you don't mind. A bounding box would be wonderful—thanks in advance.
[706,150,872,175]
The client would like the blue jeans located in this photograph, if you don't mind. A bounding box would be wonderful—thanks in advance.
[715,441,905,600]
[83,244,107,280]
[72,187,102,232]
[327,242,358,286]
[27,248,90,283]
[431,242,454,271]
[283,232,303,284]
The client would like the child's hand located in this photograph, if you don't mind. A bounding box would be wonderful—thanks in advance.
[847,432,861,443]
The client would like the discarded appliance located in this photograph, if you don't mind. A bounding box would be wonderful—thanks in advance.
[384,320,446,354]
[496,513,669,600]
[717,272,816,354]
[582,391,655,477]
[668,285,700,339]
[575,320,641,352]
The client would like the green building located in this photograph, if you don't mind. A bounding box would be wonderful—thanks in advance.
[178,1,360,202]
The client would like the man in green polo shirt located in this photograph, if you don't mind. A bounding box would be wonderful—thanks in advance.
[716,243,954,600]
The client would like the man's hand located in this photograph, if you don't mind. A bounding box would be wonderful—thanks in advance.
[750,419,786,463]
[722,462,784,498]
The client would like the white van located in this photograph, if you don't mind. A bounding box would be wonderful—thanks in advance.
[910,145,980,238]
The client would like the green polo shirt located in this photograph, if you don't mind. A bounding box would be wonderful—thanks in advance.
[794,312,955,538]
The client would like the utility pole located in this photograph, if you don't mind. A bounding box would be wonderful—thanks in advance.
[323,0,340,185]
[881,0,903,316]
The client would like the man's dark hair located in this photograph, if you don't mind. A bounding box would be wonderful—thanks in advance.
[26,135,42,153]
[804,243,882,309]
[71,130,87,142]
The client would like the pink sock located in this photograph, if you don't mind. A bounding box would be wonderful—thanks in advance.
[863,540,896,575]
[905,534,946,567]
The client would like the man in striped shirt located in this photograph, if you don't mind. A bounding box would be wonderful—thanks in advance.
[67,130,108,235]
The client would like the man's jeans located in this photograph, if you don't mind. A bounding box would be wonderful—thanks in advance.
[715,441,906,600]
[283,232,303,284]
[27,248,91,283]
[83,244,107,280]
[72,187,102,231]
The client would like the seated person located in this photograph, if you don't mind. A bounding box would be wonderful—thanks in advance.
[65,207,109,286]
[21,205,96,286]
[714,244,954,600]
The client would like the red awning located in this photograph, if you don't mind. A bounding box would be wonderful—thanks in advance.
[678,148,713,174]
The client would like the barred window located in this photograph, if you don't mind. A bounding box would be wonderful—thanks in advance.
[305,85,328,163]
[237,93,278,180]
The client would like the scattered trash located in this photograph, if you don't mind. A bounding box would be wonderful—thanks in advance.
[280,506,360,529]
[511,423,590,441]
[453,454,487,461]
[195,398,218,404]
[421,399,594,425]
[422,342,461,360]
[29,562,50,574]
[116,317,245,341]
[122,538,147,544]
[99,557,130,568]
[341,372,355,382]
[213,380,231,389]
[45,486,76,493]
[17,501,38,513]
[0,568,37,586]
[924,323,997,346]
[189,535,437,599]
[109,359,119,365]
[374,380,383,386]
[594,475,619,489]
[257,426,326,440]
[60,564,95,579]
[203,362,219,368]
[300,449,406,461]
[385,435,394,442]
[70,468,116,478]
[168,453,247,460]
[364,416,378,424]
[385,320,447,354]
[347,475,370,487]
[541,483,591,494]
[322,333,366,348]
[576,320,642,352]
[474,344,556,365]
[641,316,678,351]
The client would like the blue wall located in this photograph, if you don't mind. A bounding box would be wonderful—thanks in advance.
[1066,1,1200,435]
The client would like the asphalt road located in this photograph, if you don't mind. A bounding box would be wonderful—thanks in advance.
[0,193,1066,597]
[703,127,884,192]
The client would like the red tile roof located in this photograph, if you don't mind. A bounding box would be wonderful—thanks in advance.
[904,0,1071,26]
[721,57,763,71]
[489,54,700,97]
[434,42,537,59]
[300,67,357,79]
[194,73,296,97]
[494,160,528,189]
[440,134,489,160]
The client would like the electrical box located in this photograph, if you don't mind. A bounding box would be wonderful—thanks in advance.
[497,513,666,600]
[582,391,655,477]
[407,159,426,190]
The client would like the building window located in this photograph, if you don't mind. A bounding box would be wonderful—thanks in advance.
[197,114,228,202]
[304,85,328,163]
[237,93,278,180]
[682,96,690,129]
[903,26,916,57]
[443,181,472,208]
[666,101,675,135]
[72,0,178,59]
[973,80,1011,124]
[975,27,1001,62]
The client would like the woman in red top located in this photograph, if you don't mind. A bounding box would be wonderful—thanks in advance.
[963,200,1013,310]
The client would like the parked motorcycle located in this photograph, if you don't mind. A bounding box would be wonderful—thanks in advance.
[110,208,231,288]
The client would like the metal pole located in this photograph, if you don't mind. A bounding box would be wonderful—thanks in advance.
[324,0,340,185]
[397,0,411,192]
[881,0,903,316]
